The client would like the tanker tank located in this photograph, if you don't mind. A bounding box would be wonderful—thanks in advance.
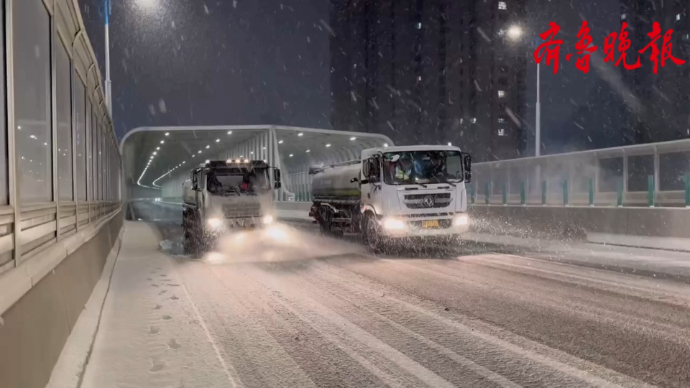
[310,161,361,203]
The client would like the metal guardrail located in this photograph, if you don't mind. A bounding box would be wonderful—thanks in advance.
[471,139,690,208]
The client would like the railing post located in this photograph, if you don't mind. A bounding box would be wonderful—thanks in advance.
[502,182,507,205]
[686,173,690,208]
[484,182,490,204]
[562,179,569,206]
[541,180,547,205]
[520,180,526,205]
[647,174,655,208]
[616,179,623,207]
[588,178,594,207]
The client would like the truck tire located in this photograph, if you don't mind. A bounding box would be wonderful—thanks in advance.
[183,211,204,257]
[319,206,343,237]
[364,215,387,253]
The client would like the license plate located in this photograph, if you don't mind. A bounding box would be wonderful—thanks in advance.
[422,220,439,229]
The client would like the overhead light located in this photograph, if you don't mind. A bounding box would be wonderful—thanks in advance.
[448,142,452,146]
[226,159,232,163]
[306,149,310,153]
[198,150,202,154]
[182,161,186,164]
[30,135,37,139]
[227,131,232,134]
[192,155,195,157]
[350,137,356,141]
[206,145,210,149]
[278,140,284,144]
[240,155,243,158]
[153,151,157,155]
[289,154,294,157]
[298,133,303,137]
[17,126,21,130]
[215,139,220,142]
[262,147,266,150]
[156,147,160,150]
[165,132,169,136]
[250,151,254,154]
[383,143,389,147]
[325,143,331,147]
[205,160,210,164]
[160,140,165,144]
[243,158,249,163]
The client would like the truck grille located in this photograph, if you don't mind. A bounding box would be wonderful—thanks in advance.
[403,193,451,209]
[223,203,261,218]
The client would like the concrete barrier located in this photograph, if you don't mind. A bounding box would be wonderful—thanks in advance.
[469,205,690,250]
[276,201,690,251]
[0,211,123,388]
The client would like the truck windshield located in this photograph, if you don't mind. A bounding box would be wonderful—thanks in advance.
[382,151,463,185]
[206,167,270,195]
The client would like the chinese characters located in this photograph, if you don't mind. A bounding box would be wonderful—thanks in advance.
[534,21,685,74]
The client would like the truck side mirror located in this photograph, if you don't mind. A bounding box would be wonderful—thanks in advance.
[273,168,282,189]
[462,153,472,183]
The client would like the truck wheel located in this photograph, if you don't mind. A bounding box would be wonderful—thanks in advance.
[183,213,204,257]
[319,207,343,237]
[365,216,387,253]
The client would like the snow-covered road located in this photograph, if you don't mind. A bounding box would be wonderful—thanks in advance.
[70,202,690,387]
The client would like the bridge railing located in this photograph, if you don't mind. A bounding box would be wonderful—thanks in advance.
[470,139,690,208]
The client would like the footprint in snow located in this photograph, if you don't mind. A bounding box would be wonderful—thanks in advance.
[150,358,166,372]
[167,284,180,287]
[146,277,152,281]
[168,339,182,349]
[159,290,167,295]
[162,315,172,320]
[154,304,162,310]
[149,326,160,334]
[151,284,159,287]
[170,295,179,300]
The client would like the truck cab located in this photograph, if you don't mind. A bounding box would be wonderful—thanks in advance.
[358,146,472,247]
[310,145,472,251]
[182,159,281,254]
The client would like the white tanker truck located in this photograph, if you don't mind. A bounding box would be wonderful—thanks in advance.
[182,159,281,254]
[309,145,472,251]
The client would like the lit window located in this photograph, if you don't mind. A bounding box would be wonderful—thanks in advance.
[677,13,681,21]
[621,13,626,20]
[498,128,506,136]
[471,117,477,124]
[498,117,506,123]
[498,90,505,98]
[416,22,422,29]
[498,1,507,10]
[417,76,422,81]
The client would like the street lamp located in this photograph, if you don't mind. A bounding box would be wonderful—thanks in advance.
[506,25,523,40]
[507,24,540,157]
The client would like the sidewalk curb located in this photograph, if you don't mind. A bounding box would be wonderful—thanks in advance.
[46,227,125,388]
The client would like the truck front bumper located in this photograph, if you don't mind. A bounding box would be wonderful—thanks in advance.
[378,213,470,239]
[205,215,275,233]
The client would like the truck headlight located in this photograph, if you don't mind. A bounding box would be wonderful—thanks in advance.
[262,215,274,225]
[382,217,406,230]
[453,214,469,227]
[207,217,223,229]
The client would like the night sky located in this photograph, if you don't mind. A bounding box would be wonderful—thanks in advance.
[79,0,331,140]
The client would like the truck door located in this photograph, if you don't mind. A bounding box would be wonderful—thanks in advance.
[361,157,382,214]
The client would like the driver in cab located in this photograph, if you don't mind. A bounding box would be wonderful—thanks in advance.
[393,154,421,182]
